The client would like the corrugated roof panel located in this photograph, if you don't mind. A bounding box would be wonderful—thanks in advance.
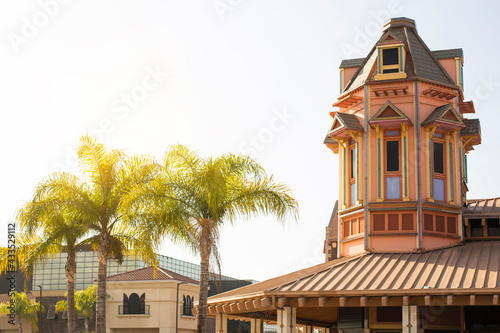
[421,249,451,289]
[454,244,479,288]
[208,241,500,307]
[272,241,500,293]
[382,253,412,290]
[474,242,491,288]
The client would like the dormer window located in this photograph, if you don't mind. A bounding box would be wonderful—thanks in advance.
[381,48,399,73]
[375,44,407,81]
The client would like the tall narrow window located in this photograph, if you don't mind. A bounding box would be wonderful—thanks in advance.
[385,130,401,200]
[348,141,357,206]
[183,295,194,316]
[433,139,445,201]
[386,141,399,171]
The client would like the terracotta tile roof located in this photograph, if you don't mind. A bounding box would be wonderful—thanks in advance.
[464,198,500,216]
[335,113,364,131]
[106,266,199,284]
[0,292,35,303]
[339,58,365,69]
[461,118,481,136]
[432,48,463,59]
[208,240,500,303]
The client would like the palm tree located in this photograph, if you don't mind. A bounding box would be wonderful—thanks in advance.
[19,134,158,333]
[56,284,97,332]
[0,291,43,333]
[14,211,89,333]
[124,145,299,333]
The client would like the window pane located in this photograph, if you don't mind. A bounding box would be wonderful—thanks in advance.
[386,177,400,199]
[433,142,444,174]
[383,67,399,74]
[470,219,483,237]
[350,148,355,179]
[434,178,445,201]
[350,182,356,206]
[386,141,399,172]
[487,219,500,236]
[383,48,398,66]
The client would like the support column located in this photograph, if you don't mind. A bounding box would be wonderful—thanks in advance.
[402,305,418,333]
[215,313,228,333]
[277,307,296,333]
[251,318,263,333]
[304,325,313,333]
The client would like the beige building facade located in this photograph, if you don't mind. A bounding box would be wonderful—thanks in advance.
[106,266,199,333]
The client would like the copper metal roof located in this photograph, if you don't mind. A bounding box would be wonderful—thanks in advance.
[106,266,199,284]
[464,198,500,216]
[271,241,500,294]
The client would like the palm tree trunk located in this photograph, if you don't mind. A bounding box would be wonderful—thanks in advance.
[197,222,211,333]
[96,233,109,333]
[65,250,77,333]
[84,316,89,332]
[18,316,22,333]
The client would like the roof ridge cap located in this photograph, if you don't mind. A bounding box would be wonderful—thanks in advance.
[157,267,174,279]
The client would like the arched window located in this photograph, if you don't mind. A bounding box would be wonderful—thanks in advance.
[122,293,145,314]
[182,295,194,316]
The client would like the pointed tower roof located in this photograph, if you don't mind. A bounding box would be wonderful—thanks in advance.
[342,17,457,93]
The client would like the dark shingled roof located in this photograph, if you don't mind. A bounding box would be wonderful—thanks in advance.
[323,136,336,145]
[461,118,481,136]
[339,58,365,69]
[421,104,457,127]
[432,48,463,59]
[336,112,364,130]
[342,18,457,93]
[106,266,199,284]
[405,28,455,85]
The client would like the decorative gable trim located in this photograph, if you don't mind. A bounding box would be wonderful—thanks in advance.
[369,100,413,128]
[378,31,401,45]
[327,112,364,139]
[421,104,465,131]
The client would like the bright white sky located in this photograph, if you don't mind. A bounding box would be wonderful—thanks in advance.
[2,0,500,283]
